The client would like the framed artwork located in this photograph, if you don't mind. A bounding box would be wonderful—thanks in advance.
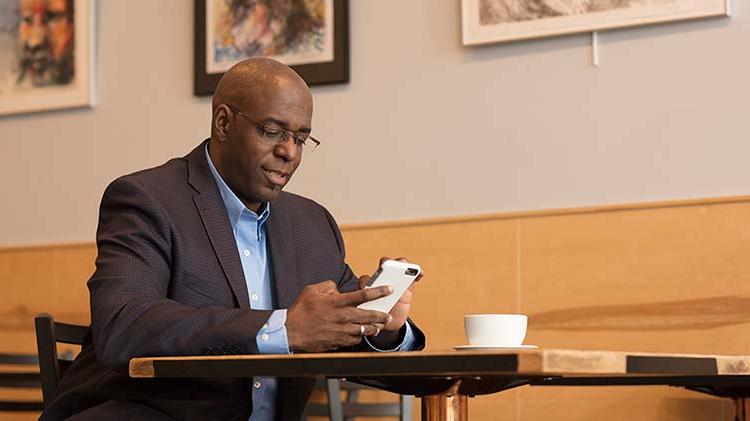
[0,0,95,116]
[194,0,349,96]
[462,0,730,46]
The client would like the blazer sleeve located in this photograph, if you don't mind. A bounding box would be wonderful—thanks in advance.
[88,177,273,373]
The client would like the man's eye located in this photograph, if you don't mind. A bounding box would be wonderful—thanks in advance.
[293,135,307,146]
[262,128,285,139]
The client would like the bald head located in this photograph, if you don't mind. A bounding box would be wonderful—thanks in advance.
[212,57,311,114]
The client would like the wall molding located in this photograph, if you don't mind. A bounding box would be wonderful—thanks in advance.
[3,194,749,250]
[343,194,750,231]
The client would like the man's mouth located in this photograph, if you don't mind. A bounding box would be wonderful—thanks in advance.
[263,168,289,187]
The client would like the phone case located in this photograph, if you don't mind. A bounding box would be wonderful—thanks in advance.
[357,260,421,313]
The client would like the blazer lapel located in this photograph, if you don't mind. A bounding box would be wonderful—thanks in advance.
[266,199,302,309]
[187,141,250,308]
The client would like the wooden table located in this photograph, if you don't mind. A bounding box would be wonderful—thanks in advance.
[130,349,750,421]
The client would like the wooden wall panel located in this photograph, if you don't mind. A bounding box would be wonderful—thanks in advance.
[0,245,93,421]
[342,219,519,352]
[2,196,749,420]
[519,387,732,421]
[515,201,750,421]
[521,202,750,353]
[0,244,93,354]
[342,219,519,420]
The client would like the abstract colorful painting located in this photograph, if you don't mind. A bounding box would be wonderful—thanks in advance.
[0,0,94,116]
[462,0,730,45]
[194,0,349,95]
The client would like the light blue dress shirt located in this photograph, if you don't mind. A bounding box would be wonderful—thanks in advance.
[205,146,415,421]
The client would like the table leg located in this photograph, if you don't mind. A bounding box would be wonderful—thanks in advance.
[736,398,748,421]
[421,394,468,421]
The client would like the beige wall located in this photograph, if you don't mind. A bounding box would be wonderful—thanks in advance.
[0,1,748,247]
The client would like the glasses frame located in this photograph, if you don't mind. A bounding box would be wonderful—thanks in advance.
[226,105,320,152]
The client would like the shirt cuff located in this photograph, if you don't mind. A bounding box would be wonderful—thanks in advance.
[363,320,417,352]
[256,309,291,354]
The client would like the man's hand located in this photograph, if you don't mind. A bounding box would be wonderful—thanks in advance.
[358,257,423,348]
[286,280,393,353]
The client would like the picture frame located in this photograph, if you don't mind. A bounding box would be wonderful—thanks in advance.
[194,0,349,96]
[0,0,95,116]
[461,0,730,46]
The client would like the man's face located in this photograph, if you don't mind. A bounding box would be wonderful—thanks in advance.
[217,77,312,211]
[18,0,74,86]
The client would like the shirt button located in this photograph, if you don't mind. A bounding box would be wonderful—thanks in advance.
[254,381,261,389]
[261,333,269,341]
[243,249,250,256]
[251,294,258,301]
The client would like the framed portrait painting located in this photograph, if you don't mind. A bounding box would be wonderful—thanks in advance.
[462,0,730,46]
[0,0,95,116]
[194,0,349,96]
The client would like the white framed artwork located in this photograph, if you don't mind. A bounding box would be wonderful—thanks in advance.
[0,0,95,116]
[462,0,730,46]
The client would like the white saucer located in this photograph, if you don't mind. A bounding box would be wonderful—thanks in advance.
[453,344,538,351]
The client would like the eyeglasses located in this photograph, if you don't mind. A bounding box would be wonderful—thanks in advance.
[226,105,320,153]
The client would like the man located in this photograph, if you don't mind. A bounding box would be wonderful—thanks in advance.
[41,58,425,421]
[17,0,74,87]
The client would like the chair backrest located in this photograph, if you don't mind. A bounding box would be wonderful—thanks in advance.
[306,379,413,421]
[34,313,88,408]
[0,352,43,412]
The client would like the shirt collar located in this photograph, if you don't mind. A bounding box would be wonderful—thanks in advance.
[204,144,270,231]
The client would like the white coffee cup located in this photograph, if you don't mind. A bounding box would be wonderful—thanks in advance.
[464,314,528,347]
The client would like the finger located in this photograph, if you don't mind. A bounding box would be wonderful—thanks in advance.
[397,290,413,304]
[358,274,371,290]
[378,256,391,267]
[343,335,363,347]
[393,257,423,282]
[345,324,365,337]
[310,280,339,294]
[369,325,382,337]
[347,324,381,337]
[338,285,392,306]
[342,308,391,325]
[335,328,363,347]
[367,310,391,324]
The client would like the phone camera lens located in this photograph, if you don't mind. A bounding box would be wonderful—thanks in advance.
[405,268,418,276]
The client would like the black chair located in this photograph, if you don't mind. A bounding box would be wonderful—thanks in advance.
[0,352,43,412]
[34,313,88,409]
[306,379,413,421]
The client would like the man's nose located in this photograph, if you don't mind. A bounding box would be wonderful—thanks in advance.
[274,135,299,161]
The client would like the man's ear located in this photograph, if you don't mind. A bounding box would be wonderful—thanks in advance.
[213,105,231,142]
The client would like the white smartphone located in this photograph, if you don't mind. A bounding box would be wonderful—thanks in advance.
[356,260,421,313]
